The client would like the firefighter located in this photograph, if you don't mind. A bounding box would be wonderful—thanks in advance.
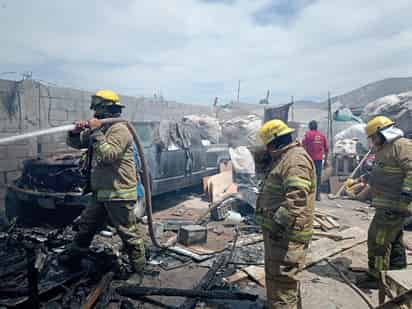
[255,119,316,309]
[59,90,145,285]
[360,116,412,286]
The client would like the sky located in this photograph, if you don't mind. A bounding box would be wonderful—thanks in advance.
[1,0,412,105]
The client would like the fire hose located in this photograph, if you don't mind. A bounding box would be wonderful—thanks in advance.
[100,119,165,248]
[0,118,167,249]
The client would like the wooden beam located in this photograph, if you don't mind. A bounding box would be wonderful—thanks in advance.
[314,217,334,231]
[305,227,367,268]
[224,271,249,284]
[81,272,114,309]
[242,266,265,287]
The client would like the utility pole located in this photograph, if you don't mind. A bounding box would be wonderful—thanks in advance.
[328,91,333,156]
[213,97,219,118]
[236,80,240,105]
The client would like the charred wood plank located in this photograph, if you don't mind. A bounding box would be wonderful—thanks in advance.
[116,286,258,301]
[81,271,114,309]
[179,254,230,309]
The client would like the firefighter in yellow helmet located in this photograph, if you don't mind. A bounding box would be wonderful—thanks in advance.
[358,116,412,287]
[254,119,316,309]
[60,90,146,285]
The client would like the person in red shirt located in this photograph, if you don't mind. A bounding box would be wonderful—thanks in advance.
[302,120,329,201]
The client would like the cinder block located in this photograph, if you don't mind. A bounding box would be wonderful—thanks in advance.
[0,172,6,186]
[49,109,68,121]
[0,119,21,132]
[0,199,5,219]
[0,146,7,160]
[60,100,79,112]
[6,171,21,184]
[6,144,33,159]
[38,132,67,144]
[40,142,71,155]
[177,225,208,246]
[0,188,6,200]
[0,159,20,172]
[67,111,82,121]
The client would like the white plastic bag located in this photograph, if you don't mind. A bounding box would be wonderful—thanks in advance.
[229,146,255,175]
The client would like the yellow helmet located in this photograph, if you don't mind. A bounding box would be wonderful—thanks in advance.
[91,89,124,109]
[365,116,394,137]
[95,89,120,102]
[258,119,295,145]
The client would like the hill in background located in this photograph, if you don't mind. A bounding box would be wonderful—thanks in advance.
[331,77,412,109]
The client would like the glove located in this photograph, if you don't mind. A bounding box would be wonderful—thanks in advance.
[255,206,289,236]
[272,206,289,230]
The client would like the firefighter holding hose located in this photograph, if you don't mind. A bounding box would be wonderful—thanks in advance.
[59,90,145,285]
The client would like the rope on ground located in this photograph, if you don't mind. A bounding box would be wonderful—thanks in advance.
[325,259,375,309]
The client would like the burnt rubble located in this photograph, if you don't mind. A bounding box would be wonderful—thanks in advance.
[0,218,260,309]
[0,224,120,308]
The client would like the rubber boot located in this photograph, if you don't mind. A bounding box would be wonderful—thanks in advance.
[356,273,379,289]
[125,257,145,286]
[125,272,144,286]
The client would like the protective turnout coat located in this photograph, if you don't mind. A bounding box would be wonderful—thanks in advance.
[67,122,137,201]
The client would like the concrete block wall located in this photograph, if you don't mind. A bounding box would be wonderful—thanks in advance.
[0,79,37,213]
[0,78,264,219]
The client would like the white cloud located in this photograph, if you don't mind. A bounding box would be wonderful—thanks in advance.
[1,0,412,104]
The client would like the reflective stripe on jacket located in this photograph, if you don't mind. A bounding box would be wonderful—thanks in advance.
[369,137,412,214]
[256,142,316,242]
[67,122,137,201]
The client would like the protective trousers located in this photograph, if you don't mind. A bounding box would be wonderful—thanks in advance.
[263,230,307,309]
[368,209,406,278]
[72,197,146,273]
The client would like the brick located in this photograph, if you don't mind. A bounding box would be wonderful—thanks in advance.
[178,225,208,246]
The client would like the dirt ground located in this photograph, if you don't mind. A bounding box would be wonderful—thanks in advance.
[133,188,412,309]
